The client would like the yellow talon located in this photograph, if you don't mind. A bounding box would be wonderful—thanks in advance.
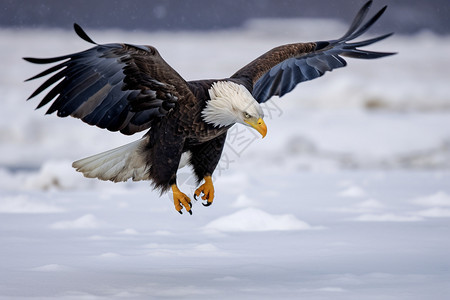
[194,176,215,206]
[171,184,192,215]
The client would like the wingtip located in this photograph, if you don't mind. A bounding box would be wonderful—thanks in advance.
[23,57,41,63]
[384,32,395,41]
[73,23,97,45]
[360,0,373,15]
[341,1,391,43]
[73,23,83,34]
[364,0,373,9]
[378,5,388,16]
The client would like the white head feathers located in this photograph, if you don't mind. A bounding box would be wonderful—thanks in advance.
[202,81,264,128]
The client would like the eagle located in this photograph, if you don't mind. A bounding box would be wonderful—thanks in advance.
[24,1,394,215]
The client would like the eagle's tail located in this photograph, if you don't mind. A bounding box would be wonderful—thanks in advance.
[72,137,150,183]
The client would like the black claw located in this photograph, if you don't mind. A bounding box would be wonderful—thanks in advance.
[189,202,192,208]
[188,210,193,215]
[202,201,212,207]
[178,210,183,215]
[193,193,198,201]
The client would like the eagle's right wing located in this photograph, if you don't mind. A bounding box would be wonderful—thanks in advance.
[24,24,194,135]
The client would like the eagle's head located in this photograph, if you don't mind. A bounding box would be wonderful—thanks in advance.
[202,81,267,138]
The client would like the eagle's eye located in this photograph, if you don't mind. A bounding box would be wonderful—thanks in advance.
[243,112,251,119]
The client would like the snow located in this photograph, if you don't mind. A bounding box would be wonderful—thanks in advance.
[338,184,367,198]
[50,214,105,230]
[0,194,65,214]
[204,207,317,232]
[412,191,450,207]
[1,18,450,299]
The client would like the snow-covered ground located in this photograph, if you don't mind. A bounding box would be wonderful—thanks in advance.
[1,18,450,299]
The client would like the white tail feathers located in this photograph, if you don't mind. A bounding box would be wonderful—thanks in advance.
[72,138,149,182]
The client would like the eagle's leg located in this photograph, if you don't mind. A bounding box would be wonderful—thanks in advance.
[171,184,192,215]
[194,176,215,207]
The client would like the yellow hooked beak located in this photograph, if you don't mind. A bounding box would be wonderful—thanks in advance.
[245,117,267,138]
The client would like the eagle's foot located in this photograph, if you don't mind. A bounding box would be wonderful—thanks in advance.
[194,176,215,207]
[171,184,192,215]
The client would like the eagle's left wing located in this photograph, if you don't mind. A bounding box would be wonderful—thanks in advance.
[231,0,395,103]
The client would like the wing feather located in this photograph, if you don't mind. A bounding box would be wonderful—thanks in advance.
[24,24,193,135]
[232,0,395,103]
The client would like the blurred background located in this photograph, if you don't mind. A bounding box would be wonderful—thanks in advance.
[1,0,449,34]
[1,1,450,299]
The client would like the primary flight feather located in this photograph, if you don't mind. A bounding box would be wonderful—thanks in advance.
[24,1,395,215]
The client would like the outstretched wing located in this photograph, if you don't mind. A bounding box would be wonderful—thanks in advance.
[231,0,396,103]
[24,24,193,135]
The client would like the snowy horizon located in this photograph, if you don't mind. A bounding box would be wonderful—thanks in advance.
[1,18,450,299]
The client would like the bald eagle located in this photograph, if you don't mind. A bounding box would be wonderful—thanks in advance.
[24,1,394,215]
